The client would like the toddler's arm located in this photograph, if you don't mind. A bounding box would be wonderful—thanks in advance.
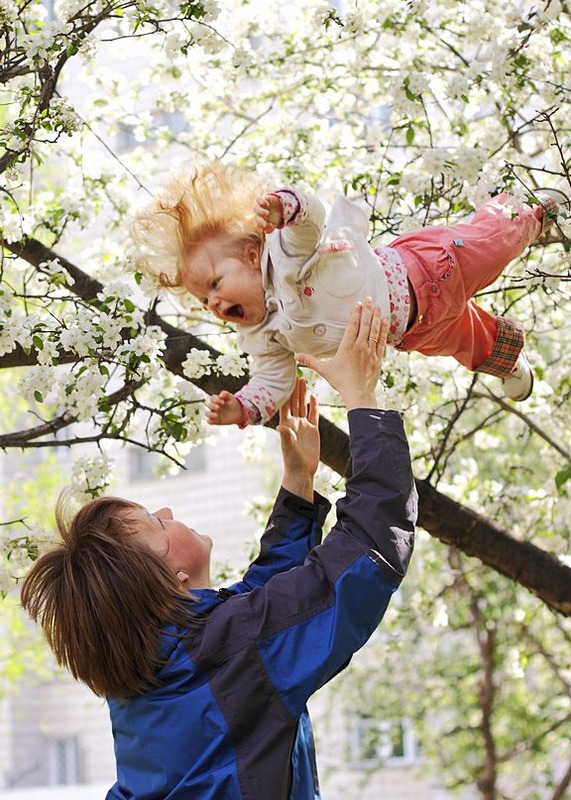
[254,188,326,256]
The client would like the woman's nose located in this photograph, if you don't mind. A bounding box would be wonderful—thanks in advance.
[155,507,173,520]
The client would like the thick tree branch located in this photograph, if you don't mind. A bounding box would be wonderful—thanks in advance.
[3,237,571,615]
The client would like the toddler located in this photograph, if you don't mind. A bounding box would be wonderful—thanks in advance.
[131,162,566,427]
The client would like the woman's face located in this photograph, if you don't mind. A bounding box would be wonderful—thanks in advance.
[126,506,213,589]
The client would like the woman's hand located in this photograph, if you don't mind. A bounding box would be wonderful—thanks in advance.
[278,378,320,501]
[295,298,388,411]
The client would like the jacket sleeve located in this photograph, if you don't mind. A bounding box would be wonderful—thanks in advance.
[272,187,327,259]
[228,489,331,593]
[234,344,298,425]
[210,409,417,717]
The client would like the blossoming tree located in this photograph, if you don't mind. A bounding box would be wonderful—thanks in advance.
[1,0,571,793]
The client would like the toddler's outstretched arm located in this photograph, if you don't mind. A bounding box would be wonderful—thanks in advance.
[206,391,244,426]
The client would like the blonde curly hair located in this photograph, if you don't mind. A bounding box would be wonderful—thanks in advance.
[130,161,266,293]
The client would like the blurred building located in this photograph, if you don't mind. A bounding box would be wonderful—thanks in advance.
[0,428,449,799]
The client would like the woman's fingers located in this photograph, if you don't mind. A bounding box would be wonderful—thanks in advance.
[366,302,382,346]
[376,318,389,355]
[307,393,319,427]
[345,299,364,343]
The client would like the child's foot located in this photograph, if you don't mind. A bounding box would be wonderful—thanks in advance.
[535,188,570,233]
[501,352,534,401]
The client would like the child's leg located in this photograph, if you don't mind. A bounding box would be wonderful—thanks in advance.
[400,291,523,374]
[389,192,566,392]
[390,196,535,371]
[459,311,524,375]
[394,193,546,304]
[433,193,543,298]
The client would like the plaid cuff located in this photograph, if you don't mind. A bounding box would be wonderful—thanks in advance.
[476,316,525,377]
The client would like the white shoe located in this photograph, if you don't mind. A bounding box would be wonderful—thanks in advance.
[536,188,570,208]
[501,352,534,401]
[535,189,570,232]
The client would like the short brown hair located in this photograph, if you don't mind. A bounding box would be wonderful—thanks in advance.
[20,493,197,700]
[130,160,265,294]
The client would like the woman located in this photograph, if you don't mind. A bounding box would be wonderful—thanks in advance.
[21,299,417,800]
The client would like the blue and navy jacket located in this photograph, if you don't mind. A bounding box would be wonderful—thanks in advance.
[106,409,417,800]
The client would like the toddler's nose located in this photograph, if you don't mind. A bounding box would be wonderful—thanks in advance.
[207,295,220,312]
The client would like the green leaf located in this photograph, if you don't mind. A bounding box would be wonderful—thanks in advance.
[555,463,571,492]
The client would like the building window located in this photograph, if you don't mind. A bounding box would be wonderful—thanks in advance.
[47,737,81,785]
[349,715,418,768]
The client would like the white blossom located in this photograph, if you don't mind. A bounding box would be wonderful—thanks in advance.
[215,353,247,377]
[35,336,59,366]
[421,148,450,175]
[49,96,79,135]
[182,348,215,379]
[99,280,135,303]
[0,0,17,26]
[19,365,62,404]
[21,30,55,66]
[201,0,221,23]
[65,367,107,420]
[0,287,14,314]
[71,451,115,496]
[0,564,15,595]
[40,258,63,276]
[432,598,449,628]
[231,47,254,70]
[0,210,30,244]
[343,10,366,35]
[59,314,99,356]
[505,647,525,679]
[0,329,16,357]
[164,32,185,57]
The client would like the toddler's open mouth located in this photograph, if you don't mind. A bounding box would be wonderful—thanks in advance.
[226,304,245,320]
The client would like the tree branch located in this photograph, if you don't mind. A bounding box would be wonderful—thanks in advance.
[3,236,571,615]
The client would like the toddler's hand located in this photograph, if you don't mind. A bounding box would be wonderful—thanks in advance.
[206,391,244,426]
[254,193,283,234]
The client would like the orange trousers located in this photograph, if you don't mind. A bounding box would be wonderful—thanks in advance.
[388,194,543,376]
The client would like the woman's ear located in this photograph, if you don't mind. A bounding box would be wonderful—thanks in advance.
[176,570,190,585]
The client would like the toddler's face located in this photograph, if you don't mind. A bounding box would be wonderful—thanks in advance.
[182,239,266,327]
